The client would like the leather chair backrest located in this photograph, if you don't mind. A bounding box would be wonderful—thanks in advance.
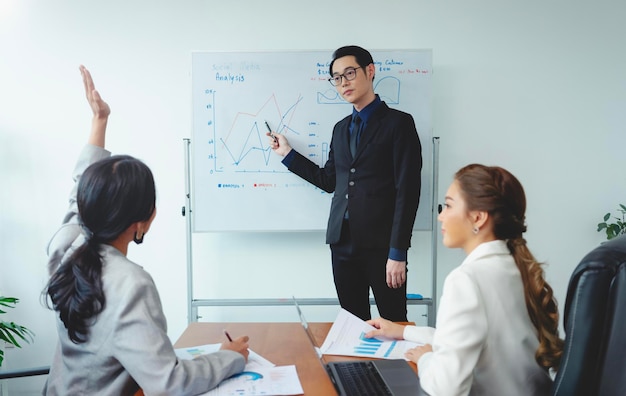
[552,234,626,396]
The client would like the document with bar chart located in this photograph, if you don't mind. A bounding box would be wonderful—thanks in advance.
[320,309,423,360]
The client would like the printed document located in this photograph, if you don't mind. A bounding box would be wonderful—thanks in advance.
[175,343,304,396]
[320,308,423,360]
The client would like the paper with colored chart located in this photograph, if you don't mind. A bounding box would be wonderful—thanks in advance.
[175,344,303,395]
[200,365,303,396]
[175,343,274,371]
[320,308,422,360]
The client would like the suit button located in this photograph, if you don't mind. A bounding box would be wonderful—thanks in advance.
[350,168,356,173]
[349,181,355,186]
[345,194,349,199]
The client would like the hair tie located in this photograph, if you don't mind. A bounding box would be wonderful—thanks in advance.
[512,215,527,234]
[511,237,527,247]
[80,223,94,241]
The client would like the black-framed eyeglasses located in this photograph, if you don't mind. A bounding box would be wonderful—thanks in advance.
[328,67,362,86]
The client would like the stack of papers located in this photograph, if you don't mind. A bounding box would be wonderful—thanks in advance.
[175,343,303,396]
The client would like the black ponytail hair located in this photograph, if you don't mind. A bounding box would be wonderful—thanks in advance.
[45,155,155,343]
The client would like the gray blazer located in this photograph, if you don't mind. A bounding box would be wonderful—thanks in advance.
[44,145,244,396]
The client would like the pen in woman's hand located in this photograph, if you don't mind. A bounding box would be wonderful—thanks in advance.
[223,329,233,342]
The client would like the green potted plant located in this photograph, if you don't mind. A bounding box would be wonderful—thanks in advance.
[597,204,626,240]
[0,296,34,367]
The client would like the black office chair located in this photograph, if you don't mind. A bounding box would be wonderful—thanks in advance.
[552,234,626,396]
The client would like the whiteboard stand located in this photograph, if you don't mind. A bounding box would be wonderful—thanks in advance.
[183,138,194,324]
[183,137,440,327]
[430,136,440,325]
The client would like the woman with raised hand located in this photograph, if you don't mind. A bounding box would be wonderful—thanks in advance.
[366,164,563,396]
[43,66,249,396]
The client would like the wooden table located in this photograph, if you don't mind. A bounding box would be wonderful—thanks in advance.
[174,322,418,395]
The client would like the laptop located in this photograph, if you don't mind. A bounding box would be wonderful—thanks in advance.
[293,297,425,396]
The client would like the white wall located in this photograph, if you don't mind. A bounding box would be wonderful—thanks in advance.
[1,0,625,393]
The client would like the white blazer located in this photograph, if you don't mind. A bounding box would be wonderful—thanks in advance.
[403,240,552,396]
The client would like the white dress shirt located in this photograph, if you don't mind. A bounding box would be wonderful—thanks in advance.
[403,240,552,396]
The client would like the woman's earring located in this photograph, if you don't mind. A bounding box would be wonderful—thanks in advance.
[133,231,144,244]
[472,226,479,235]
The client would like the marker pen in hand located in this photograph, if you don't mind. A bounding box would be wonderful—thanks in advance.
[264,121,278,143]
[223,329,233,342]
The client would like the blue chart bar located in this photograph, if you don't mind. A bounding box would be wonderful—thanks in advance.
[184,348,203,358]
[354,333,383,355]
[383,341,398,358]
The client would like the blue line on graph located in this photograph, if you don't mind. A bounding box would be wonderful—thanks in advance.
[214,94,309,171]
[220,122,273,166]
[383,341,398,358]
[275,96,304,136]
[375,76,401,104]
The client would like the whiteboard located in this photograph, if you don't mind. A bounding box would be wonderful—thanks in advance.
[191,49,433,232]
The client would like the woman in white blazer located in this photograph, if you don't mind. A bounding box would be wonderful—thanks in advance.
[42,66,249,396]
[367,164,563,396]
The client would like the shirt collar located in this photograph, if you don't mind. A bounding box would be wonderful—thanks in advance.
[462,240,510,266]
[352,94,382,124]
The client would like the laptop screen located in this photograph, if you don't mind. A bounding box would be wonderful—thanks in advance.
[293,296,327,364]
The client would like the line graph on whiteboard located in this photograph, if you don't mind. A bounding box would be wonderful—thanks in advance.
[200,91,332,174]
[196,76,402,175]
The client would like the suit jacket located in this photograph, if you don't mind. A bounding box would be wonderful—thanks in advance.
[44,145,245,396]
[405,241,553,396]
[287,102,422,250]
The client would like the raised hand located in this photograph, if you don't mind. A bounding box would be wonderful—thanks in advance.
[79,65,110,147]
[80,65,110,120]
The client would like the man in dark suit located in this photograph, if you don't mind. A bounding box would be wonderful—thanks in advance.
[269,45,422,321]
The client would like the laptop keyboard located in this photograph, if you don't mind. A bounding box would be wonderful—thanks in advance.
[333,361,393,396]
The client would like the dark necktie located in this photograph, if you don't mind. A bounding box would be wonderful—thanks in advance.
[349,115,362,157]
